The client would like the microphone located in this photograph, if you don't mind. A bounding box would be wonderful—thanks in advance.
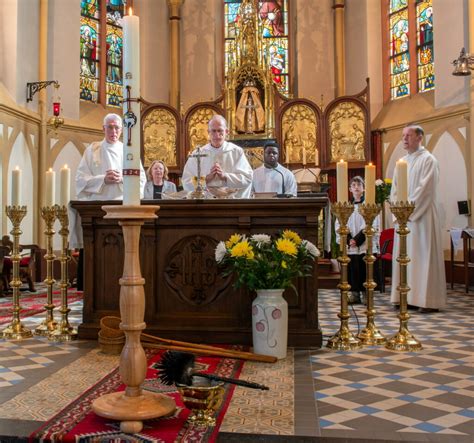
[271,165,286,195]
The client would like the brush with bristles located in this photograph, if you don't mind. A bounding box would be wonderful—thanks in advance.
[156,351,269,391]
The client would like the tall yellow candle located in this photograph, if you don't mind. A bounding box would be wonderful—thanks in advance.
[396,159,408,201]
[60,164,71,206]
[45,168,56,207]
[336,159,348,202]
[11,166,22,206]
[364,162,376,204]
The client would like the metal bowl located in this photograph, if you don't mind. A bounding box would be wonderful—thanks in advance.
[206,186,238,199]
[176,376,224,426]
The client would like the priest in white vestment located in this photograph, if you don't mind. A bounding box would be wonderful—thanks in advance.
[70,113,146,250]
[390,125,447,312]
[182,115,253,198]
[252,141,297,196]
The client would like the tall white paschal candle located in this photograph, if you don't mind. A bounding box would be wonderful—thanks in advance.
[122,8,141,205]
[396,159,408,201]
[60,164,71,206]
[336,159,348,202]
[11,166,22,206]
[364,163,375,204]
[45,168,56,207]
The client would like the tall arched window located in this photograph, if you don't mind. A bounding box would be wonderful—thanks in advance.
[384,0,434,101]
[224,0,290,96]
[80,0,124,108]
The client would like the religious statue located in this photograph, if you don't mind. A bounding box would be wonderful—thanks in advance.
[235,80,265,134]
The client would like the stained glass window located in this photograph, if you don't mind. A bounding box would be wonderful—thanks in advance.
[387,0,434,101]
[80,0,124,108]
[389,2,410,99]
[416,0,434,92]
[224,0,290,96]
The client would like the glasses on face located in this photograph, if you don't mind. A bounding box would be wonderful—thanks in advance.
[105,125,122,131]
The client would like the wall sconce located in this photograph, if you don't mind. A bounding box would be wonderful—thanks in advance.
[26,80,64,130]
[452,47,474,76]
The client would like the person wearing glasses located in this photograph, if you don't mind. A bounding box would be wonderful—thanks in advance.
[72,113,146,290]
[75,113,146,200]
[181,115,253,198]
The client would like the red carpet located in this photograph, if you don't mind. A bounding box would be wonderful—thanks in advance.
[30,349,244,442]
[0,289,83,325]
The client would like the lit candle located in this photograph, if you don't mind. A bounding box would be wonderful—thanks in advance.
[122,7,141,205]
[60,164,71,206]
[45,168,56,207]
[396,159,408,201]
[364,162,376,204]
[336,159,348,203]
[11,166,22,206]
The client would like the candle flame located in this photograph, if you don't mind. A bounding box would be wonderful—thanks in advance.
[339,159,344,163]
[15,165,20,171]
[48,167,53,172]
[128,6,133,15]
[63,164,68,169]
[368,162,373,166]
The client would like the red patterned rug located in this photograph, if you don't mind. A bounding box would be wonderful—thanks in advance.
[30,349,244,442]
[0,289,83,324]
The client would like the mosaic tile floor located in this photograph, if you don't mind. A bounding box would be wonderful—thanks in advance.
[0,286,473,442]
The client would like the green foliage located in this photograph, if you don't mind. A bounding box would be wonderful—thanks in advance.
[375,178,392,204]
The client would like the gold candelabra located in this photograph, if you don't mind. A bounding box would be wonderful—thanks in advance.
[35,206,58,336]
[1,206,33,340]
[327,202,362,350]
[385,201,422,352]
[357,203,386,345]
[49,205,77,341]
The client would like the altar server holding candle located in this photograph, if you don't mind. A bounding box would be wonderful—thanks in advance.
[389,124,446,313]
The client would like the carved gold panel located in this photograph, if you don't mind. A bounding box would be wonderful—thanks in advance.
[282,104,318,166]
[328,102,366,163]
[187,108,217,155]
[143,108,178,168]
[244,147,264,169]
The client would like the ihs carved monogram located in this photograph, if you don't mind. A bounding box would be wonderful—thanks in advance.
[164,235,231,306]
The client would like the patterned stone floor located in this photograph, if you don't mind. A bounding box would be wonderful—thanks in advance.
[0,285,473,442]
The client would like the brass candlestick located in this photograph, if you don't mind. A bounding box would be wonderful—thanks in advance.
[49,205,77,341]
[35,206,58,336]
[327,202,362,350]
[357,203,386,345]
[1,206,33,340]
[385,201,422,352]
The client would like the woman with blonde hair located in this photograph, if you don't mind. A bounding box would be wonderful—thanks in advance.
[144,160,177,199]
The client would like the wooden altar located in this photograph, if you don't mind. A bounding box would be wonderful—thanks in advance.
[73,197,327,348]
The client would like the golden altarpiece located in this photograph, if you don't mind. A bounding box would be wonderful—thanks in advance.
[140,0,371,193]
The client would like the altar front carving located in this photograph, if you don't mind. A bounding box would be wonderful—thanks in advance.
[73,198,327,347]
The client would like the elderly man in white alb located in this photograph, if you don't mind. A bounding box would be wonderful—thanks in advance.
[71,113,146,289]
[182,115,253,198]
[252,141,297,196]
[390,124,446,313]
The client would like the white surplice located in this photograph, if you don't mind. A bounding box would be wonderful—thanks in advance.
[390,147,447,309]
[252,164,298,196]
[182,141,253,198]
[69,139,146,249]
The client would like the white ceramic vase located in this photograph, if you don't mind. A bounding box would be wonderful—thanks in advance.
[251,289,288,359]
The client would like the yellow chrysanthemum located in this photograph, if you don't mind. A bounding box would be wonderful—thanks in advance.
[226,233,242,249]
[384,178,392,184]
[276,238,297,256]
[281,260,287,269]
[282,230,302,245]
[230,240,254,259]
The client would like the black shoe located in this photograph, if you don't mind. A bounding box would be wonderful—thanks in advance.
[419,307,439,313]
